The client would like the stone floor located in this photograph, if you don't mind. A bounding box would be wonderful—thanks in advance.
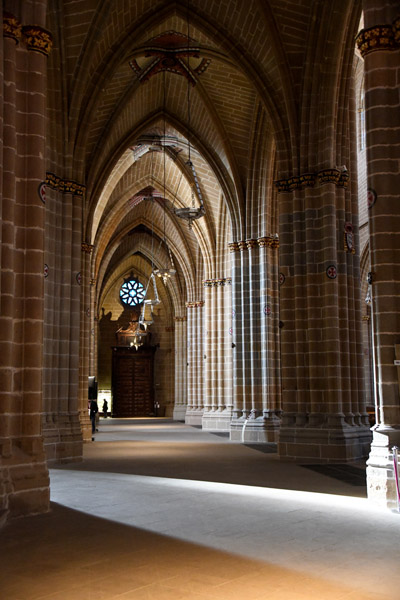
[1,418,399,600]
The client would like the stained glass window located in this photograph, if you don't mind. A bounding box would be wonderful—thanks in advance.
[119,279,145,306]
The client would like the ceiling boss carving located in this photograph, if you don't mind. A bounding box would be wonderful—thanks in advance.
[129,31,211,85]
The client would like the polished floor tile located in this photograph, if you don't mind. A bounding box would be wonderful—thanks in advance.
[1,418,399,600]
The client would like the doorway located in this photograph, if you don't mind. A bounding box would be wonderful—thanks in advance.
[111,346,156,417]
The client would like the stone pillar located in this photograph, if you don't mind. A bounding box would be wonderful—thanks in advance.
[186,305,195,412]
[196,302,205,415]
[42,176,85,461]
[203,284,214,412]
[229,238,281,442]
[230,241,252,438]
[357,1,400,507]
[1,13,21,518]
[259,236,281,440]
[222,278,233,416]
[231,243,243,420]
[172,316,187,420]
[277,168,371,462]
[0,13,51,518]
[79,243,94,442]
[185,301,204,425]
[202,278,233,431]
[89,277,97,377]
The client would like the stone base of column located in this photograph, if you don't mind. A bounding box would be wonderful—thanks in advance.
[366,426,400,510]
[185,408,204,426]
[42,412,83,463]
[230,414,281,443]
[164,404,174,418]
[79,409,93,443]
[279,422,372,462]
[172,405,187,421]
[202,408,233,432]
[0,437,50,519]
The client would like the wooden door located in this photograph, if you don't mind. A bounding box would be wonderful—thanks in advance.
[112,347,155,417]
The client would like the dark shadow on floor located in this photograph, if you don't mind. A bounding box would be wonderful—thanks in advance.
[51,439,368,498]
[301,463,367,486]
[0,502,367,600]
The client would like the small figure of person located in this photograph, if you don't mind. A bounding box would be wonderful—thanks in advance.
[102,399,108,418]
[89,399,98,440]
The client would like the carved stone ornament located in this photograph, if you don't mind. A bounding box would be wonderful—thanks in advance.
[129,31,211,85]
[46,172,86,197]
[228,242,240,253]
[3,12,22,43]
[22,25,53,56]
[246,239,258,250]
[344,222,356,254]
[81,242,94,254]
[229,236,279,252]
[275,167,348,192]
[356,24,398,57]
[203,278,232,287]
[38,182,46,204]
[326,265,337,280]
[186,301,205,308]
[367,188,377,209]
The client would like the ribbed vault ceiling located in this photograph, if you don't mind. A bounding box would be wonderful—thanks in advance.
[48,0,361,313]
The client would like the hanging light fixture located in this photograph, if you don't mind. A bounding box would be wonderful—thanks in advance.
[117,315,148,350]
[143,272,161,315]
[130,322,147,350]
[174,0,205,229]
[153,69,176,284]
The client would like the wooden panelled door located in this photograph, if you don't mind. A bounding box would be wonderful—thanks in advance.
[112,346,156,417]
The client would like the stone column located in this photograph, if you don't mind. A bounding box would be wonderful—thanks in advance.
[259,236,281,441]
[232,239,264,441]
[42,176,85,460]
[203,284,214,412]
[230,238,281,442]
[172,316,187,420]
[196,302,205,416]
[89,277,97,377]
[222,279,233,416]
[202,278,233,431]
[230,244,243,420]
[79,243,94,442]
[357,1,400,507]
[1,13,21,518]
[185,301,204,425]
[0,14,51,517]
[186,305,195,413]
[278,169,371,462]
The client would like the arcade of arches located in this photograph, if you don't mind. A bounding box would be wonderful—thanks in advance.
[1,0,400,524]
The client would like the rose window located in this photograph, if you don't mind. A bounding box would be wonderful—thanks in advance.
[119,279,145,306]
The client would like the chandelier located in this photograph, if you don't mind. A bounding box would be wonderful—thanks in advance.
[152,70,177,285]
[173,4,205,229]
[174,160,205,228]
[154,245,176,284]
[130,324,147,350]
[143,272,161,315]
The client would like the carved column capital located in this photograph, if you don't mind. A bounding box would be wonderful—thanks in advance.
[3,12,22,43]
[81,242,94,254]
[356,23,398,57]
[186,301,205,308]
[22,25,53,56]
